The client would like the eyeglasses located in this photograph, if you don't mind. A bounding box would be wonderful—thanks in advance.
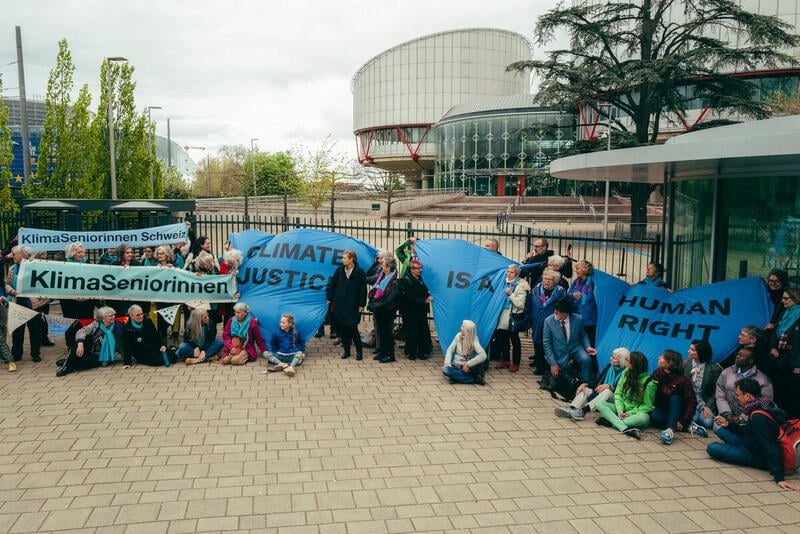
[768,278,780,283]
[782,296,792,301]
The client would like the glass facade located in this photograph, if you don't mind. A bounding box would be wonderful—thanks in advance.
[433,109,576,195]
[669,174,800,289]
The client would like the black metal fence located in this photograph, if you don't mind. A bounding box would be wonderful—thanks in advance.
[191,214,661,283]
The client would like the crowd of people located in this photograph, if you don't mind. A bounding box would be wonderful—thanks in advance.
[1,229,799,489]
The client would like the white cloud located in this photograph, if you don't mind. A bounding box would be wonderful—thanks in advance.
[5,0,552,161]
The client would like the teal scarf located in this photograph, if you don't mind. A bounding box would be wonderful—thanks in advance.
[230,314,251,339]
[777,304,800,336]
[99,322,116,363]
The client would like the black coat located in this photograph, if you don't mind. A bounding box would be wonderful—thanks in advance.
[122,318,162,366]
[398,272,430,315]
[326,263,367,326]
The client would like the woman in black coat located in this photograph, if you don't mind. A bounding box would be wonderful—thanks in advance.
[122,304,168,368]
[326,250,367,360]
[398,259,433,360]
[367,256,400,363]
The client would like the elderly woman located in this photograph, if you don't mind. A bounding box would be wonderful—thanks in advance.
[154,245,174,267]
[218,248,244,325]
[529,269,567,375]
[443,320,487,385]
[569,259,597,345]
[122,304,168,368]
[222,302,268,364]
[768,286,800,417]
[56,306,122,377]
[184,236,220,272]
[492,264,529,373]
[178,308,223,365]
[555,347,630,421]
[368,256,400,364]
[61,242,95,319]
[5,245,47,364]
[546,254,571,289]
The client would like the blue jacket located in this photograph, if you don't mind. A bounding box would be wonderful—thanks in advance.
[269,328,306,355]
[568,275,597,326]
[530,283,567,344]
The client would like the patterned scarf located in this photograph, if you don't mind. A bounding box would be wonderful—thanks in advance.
[372,270,397,300]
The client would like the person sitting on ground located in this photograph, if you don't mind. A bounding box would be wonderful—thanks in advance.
[529,270,567,374]
[639,262,670,289]
[715,346,774,430]
[491,264,529,373]
[178,308,223,365]
[122,304,168,368]
[595,351,657,440]
[554,347,630,421]
[222,302,268,364]
[56,306,123,377]
[442,320,487,385]
[219,336,248,365]
[542,297,597,383]
[651,349,699,445]
[683,339,721,429]
[707,377,800,492]
[264,313,306,377]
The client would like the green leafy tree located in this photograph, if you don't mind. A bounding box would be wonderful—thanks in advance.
[766,89,800,116]
[91,60,154,199]
[246,152,298,196]
[28,40,98,198]
[161,163,193,199]
[292,136,349,223]
[509,0,800,234]
[0,78,19,213]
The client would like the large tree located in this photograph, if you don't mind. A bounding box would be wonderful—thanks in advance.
[91,60,155,199]
[510,0,800,232]
[292,136,349,224]
[28,40,98,198]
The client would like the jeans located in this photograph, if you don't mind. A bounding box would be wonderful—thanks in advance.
[177,339,223,360]
[650,394,684,431]
[443,365,476,384]
[693,406,715,428]
[706,427,759,469]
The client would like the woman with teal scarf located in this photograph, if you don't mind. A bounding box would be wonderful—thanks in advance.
[121,304,168,368]
[768,286,800,417]
[56,306,122,377]
[367,257,400,363]
[222,302,268,363]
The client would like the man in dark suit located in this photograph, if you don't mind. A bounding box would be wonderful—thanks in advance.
[543,297,596,382]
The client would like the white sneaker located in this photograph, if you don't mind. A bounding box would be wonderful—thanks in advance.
[688,422,708,438]
[569,408,585,421]
[554,407,573,418]
[275,362,289,370]
[660,428,674,445]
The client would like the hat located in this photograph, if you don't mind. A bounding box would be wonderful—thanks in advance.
[409,259,421,268]
[554,297,572,314]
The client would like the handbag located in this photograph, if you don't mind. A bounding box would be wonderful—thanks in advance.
[539,367,580,402]
[509,311,529,333]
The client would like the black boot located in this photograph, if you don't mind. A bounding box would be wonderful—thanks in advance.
[356,351,363,361]
[314,326,325,338]
[340,346,351,359]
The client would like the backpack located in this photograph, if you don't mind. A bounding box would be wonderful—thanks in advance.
[751,409,800,474]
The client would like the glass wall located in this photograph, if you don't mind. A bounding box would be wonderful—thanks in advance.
[669,174,800,289]
[432,110,576,195]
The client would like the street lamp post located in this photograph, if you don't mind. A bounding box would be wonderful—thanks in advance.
[146,106,162,198]
[106,56,127,200]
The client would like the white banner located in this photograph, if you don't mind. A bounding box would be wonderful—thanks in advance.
[7,302,40,333]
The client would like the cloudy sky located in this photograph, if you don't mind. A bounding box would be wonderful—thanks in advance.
[5,1,554,161]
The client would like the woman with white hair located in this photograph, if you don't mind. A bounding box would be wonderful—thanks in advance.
[121,304,168,368]
[554,347,631,421]
[442,320,487,385]
[221,302,268,364]
[56,306,122,377]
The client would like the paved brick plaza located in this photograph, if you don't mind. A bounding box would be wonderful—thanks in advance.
[1,328,799,533]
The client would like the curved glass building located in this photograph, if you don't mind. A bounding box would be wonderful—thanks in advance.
[433,96,576,196]
[351,28,531,188]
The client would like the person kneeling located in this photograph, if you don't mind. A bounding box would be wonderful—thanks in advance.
[706,377,800,491]
[555,347,629,421]
[442,320,487,385]
[263,313,306,377]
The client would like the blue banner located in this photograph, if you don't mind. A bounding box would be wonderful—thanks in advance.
[414,239,513,355]
[17,260,235,303]
[230,229,377,345]
[595,275,771,370]
[18,223,190,252]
